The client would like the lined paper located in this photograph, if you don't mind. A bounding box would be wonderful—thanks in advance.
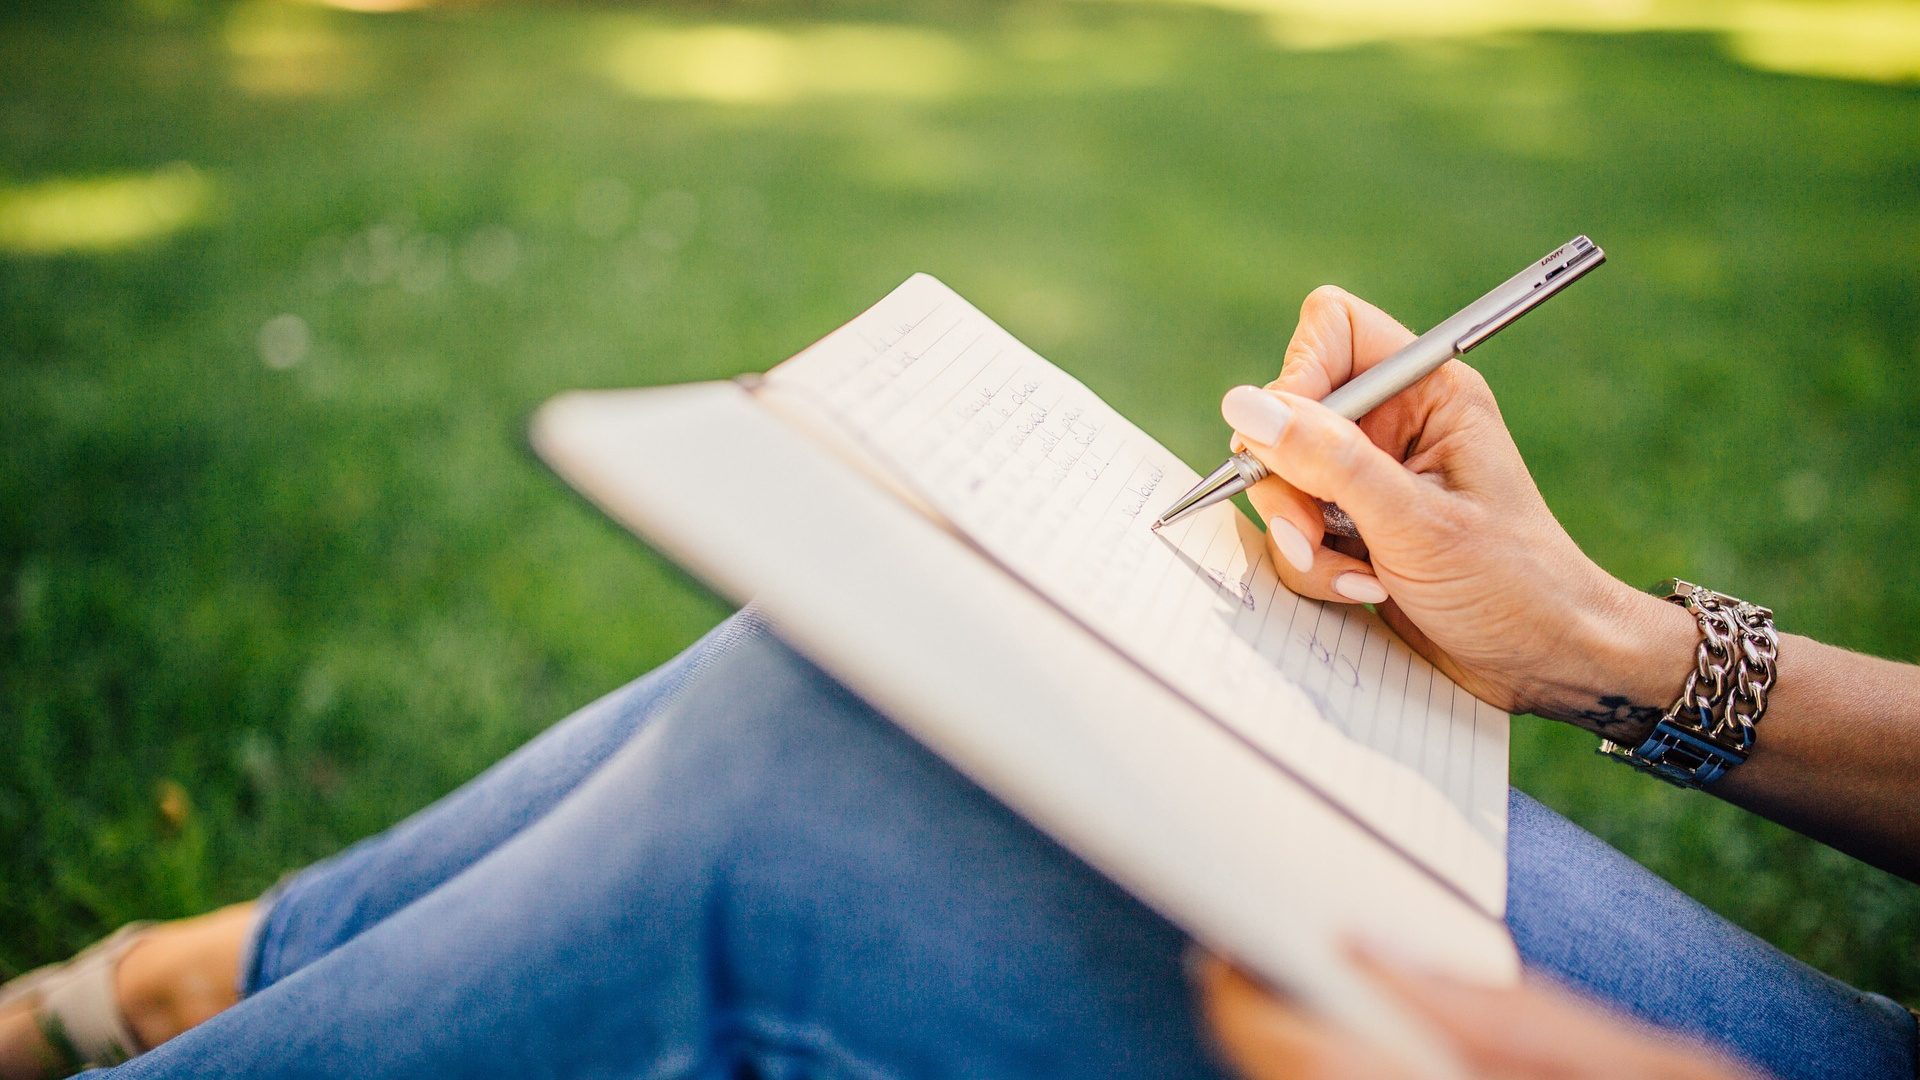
[763,274,1509,912]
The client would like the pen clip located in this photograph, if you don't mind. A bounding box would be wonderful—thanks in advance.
[1454,237,1605,353]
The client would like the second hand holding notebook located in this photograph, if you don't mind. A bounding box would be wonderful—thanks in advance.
[533,272,1540,1079]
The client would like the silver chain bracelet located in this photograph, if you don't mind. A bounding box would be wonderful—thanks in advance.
[1598,579,1779,788]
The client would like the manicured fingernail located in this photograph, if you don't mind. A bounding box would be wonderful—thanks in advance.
[1267,517,1315,573]
[1333,572,1388,604]
[1221,385,1292,447]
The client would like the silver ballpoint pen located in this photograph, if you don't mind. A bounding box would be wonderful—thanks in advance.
[1151,235,1606,534]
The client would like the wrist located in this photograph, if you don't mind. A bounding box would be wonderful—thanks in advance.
[1536,577,1699,741]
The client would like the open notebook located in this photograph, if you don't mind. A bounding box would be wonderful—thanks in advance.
[533,274,1516,1077]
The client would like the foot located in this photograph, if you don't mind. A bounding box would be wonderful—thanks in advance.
[0,1005,62,1080]
[114,903,254,1050]
[0,903,253,1080]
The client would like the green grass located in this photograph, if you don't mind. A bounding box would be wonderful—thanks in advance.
[3,0,1918,1008]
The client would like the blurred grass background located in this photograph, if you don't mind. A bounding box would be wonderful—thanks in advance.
[3,0,1917,1008]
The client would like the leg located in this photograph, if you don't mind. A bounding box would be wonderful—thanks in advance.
[2,611,771,1078]
[249,608,773,990]
[104,632,1229,1080]
[34,618,1913,1080]
[1507,790,1916,1080]
[228,645,1914,1080]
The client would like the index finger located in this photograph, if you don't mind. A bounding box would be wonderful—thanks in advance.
[1270,286,1419,401]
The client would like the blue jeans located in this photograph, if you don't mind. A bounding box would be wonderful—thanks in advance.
[99,611,1914,1080]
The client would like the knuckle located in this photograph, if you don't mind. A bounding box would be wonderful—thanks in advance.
[1277,340,1318,382]
[1452,360,1491,393]
[1279,288,1358,389]
[1302,283,1349,312]
[1442,493,1486,535]
[1292,286,1349,342]
[1288,414,1368,490]
[1444,361,1500,411]
[1412,491,1477,548]
[1323,428,1371,488]
[1463,374,1498,410]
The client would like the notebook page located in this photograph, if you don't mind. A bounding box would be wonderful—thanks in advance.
[764,274,1510,913]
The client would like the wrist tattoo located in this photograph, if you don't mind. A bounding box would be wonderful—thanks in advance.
[1574,695,1663,733]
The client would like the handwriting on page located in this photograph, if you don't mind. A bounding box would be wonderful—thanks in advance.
[767,274,1509,909]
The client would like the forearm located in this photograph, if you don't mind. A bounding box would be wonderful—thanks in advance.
[1714,635,1920,881]
[1546,588,1920,882]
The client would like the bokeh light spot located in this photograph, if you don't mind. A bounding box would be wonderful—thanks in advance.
[342,224,403,285]
[258,313,312,370]
[398,233,449,294]
[638,189,699,252]
[1780,470,1831,524]
[574,177,633,239]
[459,225,519,286]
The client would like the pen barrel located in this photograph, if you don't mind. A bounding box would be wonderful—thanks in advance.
[1316,236,1603,422]
[1318,334,1460,420]
[1161,237,1601,532]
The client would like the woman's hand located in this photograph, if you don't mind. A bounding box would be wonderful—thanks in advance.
[1220,286,1697,736]
[1195,951,1761,1080]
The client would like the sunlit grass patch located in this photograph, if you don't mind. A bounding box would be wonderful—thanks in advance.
[1727,3,1920,83]
[1108,0,1920,83]
[597,12,1184,107]
[2,0,1917,1012]
[604,22,974,104]
[225,0,366,96]
[0,164,213,255]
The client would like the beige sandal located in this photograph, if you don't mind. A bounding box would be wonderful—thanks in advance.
[0,923,153,1074]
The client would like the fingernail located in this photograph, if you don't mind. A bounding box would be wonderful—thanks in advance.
[1230,432,1246,453]
[1333,572,1388,604]
[1267,517,1315,573]
[1221,385,1292,447]
[1348,934,1440,979]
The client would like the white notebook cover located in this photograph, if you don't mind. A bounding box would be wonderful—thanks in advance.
[532,366,1517,1077]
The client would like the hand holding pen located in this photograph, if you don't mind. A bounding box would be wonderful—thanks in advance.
[1153,242,1703,729]
[1154,236,1604,537]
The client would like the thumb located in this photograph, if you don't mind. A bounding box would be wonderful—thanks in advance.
[1221,385,1425,539]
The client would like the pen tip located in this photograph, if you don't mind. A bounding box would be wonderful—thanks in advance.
[1149,520,1163,532]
